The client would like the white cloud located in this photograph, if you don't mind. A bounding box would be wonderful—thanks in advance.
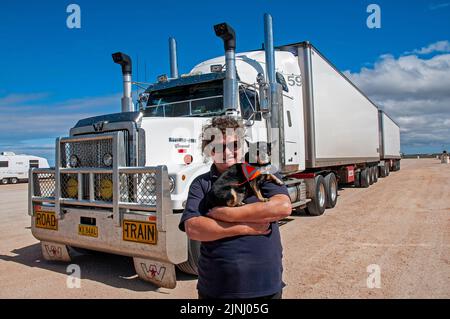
[429,3,450,11]
[345,42,450,152]
[0,92,122,161]
[406,40,450,55]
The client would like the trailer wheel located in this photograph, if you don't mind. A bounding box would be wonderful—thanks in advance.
[354,171,361,188]
[373,166,378,183]
[360,168,370,188]
[368,167,374,185]
[324,173,338,208]
[10,177,18,184]
[176,239,200,276]
[305,175,326,216]
[386,164,390,176]
[1,178,8,185]
[379,165,387,178]
[393,160,400,171]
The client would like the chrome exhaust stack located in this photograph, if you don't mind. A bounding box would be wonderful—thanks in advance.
[169,37,179,79]
[264,13,283,170]
[112,52,134,112]
[214,22,238,114]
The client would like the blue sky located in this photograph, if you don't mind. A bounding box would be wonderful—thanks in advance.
[1,0,450,164]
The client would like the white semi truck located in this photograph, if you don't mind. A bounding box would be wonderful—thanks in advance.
[29,14,400,288]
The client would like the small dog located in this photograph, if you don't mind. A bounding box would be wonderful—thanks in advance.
[206,142,284,207]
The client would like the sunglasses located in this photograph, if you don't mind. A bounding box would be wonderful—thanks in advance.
[211,141,241,153]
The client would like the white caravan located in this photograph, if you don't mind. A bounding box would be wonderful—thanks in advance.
[0,152,49,184]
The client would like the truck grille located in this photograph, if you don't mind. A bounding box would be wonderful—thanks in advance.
[60,136,113,168]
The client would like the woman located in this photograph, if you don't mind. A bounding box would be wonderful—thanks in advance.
[179,116,292,299]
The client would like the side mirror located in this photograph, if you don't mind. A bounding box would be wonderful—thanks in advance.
[256,73,269,113]
[276,72,289,92]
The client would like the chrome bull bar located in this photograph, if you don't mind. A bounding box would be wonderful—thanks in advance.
[29,166,171,228]
[28,132,172,229]
[28,133,187,288]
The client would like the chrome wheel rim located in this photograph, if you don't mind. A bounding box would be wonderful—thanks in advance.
[330,179,337,201]
[319,183,326,207]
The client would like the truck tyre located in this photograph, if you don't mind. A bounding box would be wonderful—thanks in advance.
[354,171,361,188]
[176,239,200,276]
[10,177,18,184]
[1,178,8,185]
[379,165,387,178]
[360,168,370,188]
[324,173,338,208]
[386,164,390,176]
[368,167,374,185]
[373,166,378,183]
[305,175,327,216]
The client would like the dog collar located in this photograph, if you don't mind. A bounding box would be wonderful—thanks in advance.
[242,163,261,182]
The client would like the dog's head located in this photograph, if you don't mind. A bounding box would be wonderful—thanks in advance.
[244,141,271,166]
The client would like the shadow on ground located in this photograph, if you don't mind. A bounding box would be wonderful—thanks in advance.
[0,242,197,292]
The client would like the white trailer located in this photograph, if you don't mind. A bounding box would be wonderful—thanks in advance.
[28,14,400,288]
[0,152,49,184]
[378,110,401,176]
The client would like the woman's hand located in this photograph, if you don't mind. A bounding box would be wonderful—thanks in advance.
[241,222,272,236]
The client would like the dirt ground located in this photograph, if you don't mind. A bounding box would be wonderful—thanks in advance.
[0,159,449,298]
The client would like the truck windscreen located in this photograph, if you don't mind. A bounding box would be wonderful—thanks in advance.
[144,80,224,117]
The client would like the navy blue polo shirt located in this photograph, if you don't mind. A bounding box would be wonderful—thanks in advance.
[179,164,289,298]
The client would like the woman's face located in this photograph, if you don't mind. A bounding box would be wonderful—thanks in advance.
[211,134,243,173]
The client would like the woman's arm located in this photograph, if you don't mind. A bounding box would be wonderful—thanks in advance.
[184,216,271,242]
[207,194,292,223]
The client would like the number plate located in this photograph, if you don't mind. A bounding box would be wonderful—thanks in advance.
[78,224,98,237]
[35,211,58,230]
[122,220,157,245]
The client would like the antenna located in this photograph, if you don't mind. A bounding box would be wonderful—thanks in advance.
[136,54,140,97]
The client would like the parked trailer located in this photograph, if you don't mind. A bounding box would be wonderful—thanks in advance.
[28,14,399,288]
[378,110,401,176]
[0,152,49,184]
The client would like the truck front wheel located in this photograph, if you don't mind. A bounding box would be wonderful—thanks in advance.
[305,175,327,216]
[324,173,338,208]
[176,239,200,276]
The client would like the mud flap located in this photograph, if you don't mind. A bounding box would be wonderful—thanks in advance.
[133,257,177,289]
[41,241,72,262]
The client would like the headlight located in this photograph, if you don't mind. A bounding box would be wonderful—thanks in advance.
[100,178,113,200]
[169,176,176,193]
[103,153,113,167]
[69,154,79,168]
[66,177,78,198]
